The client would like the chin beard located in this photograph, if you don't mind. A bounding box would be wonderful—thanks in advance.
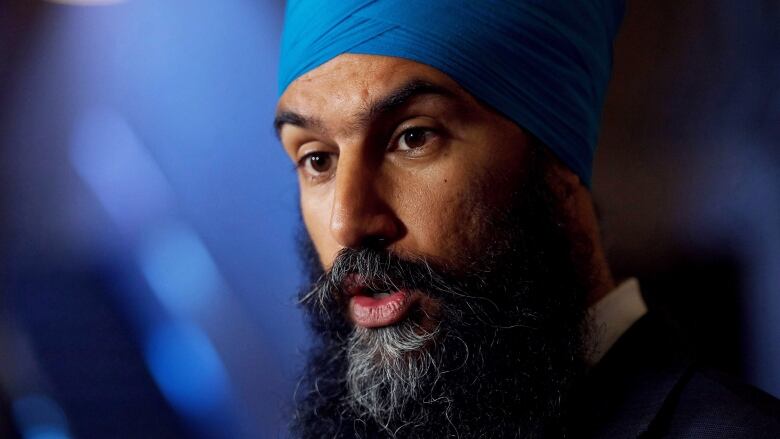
[291,163,590,438]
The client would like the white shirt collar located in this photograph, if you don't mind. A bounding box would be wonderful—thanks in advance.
[585,277,648,366]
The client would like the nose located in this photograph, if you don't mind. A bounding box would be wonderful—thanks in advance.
[329,153,402,249]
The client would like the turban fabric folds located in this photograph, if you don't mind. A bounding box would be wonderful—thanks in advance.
[279,0,626,186]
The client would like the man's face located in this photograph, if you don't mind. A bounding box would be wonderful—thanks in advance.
[277,54,586,438]
[277,54,533,276]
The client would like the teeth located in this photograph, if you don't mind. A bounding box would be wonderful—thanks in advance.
[372,292,391,299]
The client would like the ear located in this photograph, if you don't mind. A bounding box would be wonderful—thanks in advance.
[542,148,587,216]
[542,149,616,305]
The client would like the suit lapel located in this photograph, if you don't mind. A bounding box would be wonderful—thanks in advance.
[572,312,693,438]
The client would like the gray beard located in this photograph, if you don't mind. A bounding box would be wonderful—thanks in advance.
[296,244,587,438]
[345,319,440,429]
[292,155,590,438]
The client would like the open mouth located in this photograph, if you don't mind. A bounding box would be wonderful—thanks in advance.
[343,274,419,328]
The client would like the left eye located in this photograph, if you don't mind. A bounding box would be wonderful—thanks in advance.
[397,127,432,150]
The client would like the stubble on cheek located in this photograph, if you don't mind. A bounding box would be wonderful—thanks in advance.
[423,170,514,271]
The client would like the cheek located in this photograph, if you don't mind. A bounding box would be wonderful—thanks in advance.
[300,190,338,269]
[394,168,493,264]
[393,138,528,264]
[436,184,495,260]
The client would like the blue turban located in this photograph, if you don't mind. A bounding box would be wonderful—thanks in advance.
[278,0,626,187]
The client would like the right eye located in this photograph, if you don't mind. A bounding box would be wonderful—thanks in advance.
[298,152,336,177]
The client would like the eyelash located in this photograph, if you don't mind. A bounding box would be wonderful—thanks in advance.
[390,126,437,151]
[292,125,438,175]
[294,152,331,171]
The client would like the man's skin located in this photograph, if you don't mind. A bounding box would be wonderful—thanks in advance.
[276,54,615,323]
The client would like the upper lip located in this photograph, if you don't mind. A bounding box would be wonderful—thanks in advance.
[342,273,394,297]
[342,273,367,297]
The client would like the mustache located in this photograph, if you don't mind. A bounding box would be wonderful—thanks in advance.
[299,248,448,312]
[298,247,513,326]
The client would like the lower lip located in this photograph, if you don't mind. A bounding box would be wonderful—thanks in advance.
[349,291,416,328]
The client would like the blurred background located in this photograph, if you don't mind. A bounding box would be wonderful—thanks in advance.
[0,0,777,438]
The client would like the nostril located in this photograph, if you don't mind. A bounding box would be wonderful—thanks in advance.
[363,235,389,248]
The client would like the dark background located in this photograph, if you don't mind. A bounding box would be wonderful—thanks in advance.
[1,1,778,438]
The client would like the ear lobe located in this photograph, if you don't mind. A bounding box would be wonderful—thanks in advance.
[542,149,581,203]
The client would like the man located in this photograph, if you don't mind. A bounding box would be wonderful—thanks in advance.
[274,1,780,437]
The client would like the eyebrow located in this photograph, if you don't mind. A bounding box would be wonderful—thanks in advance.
[273,111,321,139]
[273,79,456,138]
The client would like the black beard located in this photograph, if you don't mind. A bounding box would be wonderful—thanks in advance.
[291,162,589,438]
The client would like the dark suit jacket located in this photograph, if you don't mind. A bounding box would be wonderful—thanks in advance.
[573,312,780,438]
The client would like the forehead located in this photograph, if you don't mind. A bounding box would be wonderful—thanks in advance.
[277,54,468,115]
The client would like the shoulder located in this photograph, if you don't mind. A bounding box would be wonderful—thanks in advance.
[578,311,780,439]
[656,366,780,438]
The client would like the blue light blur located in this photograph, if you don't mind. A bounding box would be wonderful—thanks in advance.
[70,106,175,235]
[25,432,70,439]
[144,322,230,418]
[2,0,303,436]
[12,395,72,439]
[139,222,223,317]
